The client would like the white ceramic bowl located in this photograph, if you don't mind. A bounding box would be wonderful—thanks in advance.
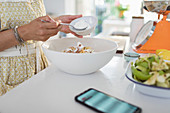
[42,38,118,75]
[125,62,170,98]
[69,16,98,36]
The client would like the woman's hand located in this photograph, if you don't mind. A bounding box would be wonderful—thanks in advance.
[55,15,83,38]
[18,15,62,41]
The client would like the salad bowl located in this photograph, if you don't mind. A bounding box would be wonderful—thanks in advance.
[125,56,170,98]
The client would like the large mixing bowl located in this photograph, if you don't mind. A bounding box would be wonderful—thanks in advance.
[42,38,118,75]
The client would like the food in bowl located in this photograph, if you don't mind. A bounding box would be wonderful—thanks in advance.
[144,1,170,13]
[42,38,118,75]
[63,42,94,53]
[131,54,170,88]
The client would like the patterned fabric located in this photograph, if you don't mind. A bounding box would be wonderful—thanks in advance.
[0,0,34,2]
[0,0,46,30]
[0,0,47,96]
[0,54,36,95]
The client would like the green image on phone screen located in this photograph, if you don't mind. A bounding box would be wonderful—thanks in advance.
[77,89,140,113]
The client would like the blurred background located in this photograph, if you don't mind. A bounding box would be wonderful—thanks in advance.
[43,0,159,37]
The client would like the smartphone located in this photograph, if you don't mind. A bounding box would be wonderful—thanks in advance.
[75,88,142,113]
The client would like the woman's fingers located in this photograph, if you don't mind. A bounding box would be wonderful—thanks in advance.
[39,15,55,23]
[68,14,82,20]
[59,25,83,38]
[23,15,62,41]
[57,14,82,23]
[39,16,61,29]
[40,21,60,29]
[71,31,83,38]
[46,26,62,36]
[55,15,84,38]
[30,15,83,41]
[38,16,62,38]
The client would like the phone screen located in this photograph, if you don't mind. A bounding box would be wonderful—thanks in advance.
[75,88,141,113]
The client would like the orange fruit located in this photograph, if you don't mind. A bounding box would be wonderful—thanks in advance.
[157,50,170,60]
[156,49,168,55]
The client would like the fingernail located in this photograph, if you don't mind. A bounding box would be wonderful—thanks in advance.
[56,20,61,26]
[57,20,62,23]
[48,16,55,22]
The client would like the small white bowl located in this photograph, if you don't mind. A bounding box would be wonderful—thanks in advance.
[69,16,98,36]
[125,62,170,98]
[124,52,140,62]
[42,38,118,75]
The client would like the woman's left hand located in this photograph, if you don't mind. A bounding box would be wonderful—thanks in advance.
[55,15,83,38]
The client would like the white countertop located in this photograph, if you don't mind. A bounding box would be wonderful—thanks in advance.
[0,55,170,113]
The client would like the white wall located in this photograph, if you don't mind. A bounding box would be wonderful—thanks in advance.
[76,0,95,16]
[65,0,76,15]
[119,0,143,17]
[43,0,77,16]
[43,0,65,16]
[44,0,95,16]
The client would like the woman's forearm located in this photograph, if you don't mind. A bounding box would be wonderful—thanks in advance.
[0,29,20,51]
[0,15,60,52]
[0,15,80,52]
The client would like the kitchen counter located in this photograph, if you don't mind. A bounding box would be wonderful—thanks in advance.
[0,55,170,113]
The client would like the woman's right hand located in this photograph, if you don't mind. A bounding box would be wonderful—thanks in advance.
[18,15,61,41]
